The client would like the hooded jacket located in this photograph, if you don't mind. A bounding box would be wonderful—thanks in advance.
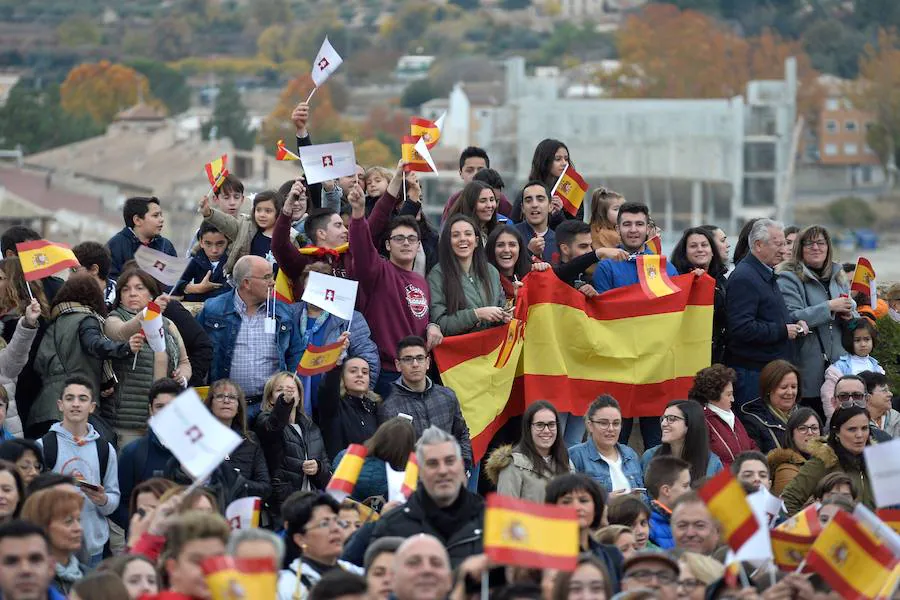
[766,447,807,496]
[649,501,674,549]
[37,423,120,556]
[738,397,788,455]
[781,438,874,513]
[485,445,573,503]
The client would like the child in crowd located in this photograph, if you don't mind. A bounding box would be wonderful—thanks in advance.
[364,166,392,214]
[606,495,655,551]
[589,187,625,249]
[107,197,176,280]
[644,455,691,550]
[173,222,231,302]
[821,318,884,414]
[185,175,246,256]
[201,190,284,275]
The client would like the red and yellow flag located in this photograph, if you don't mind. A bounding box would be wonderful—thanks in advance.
[877,509,900,536]
[697,470,758,551]
[770,529,816,571]
[434,270,713,460]
[484,494,579,571]
[806,510,898,600]
[400,452,419,499]
[297,242,350,257]
[777,504,822,537]
[205,154,228,191]
[401,135,432,173]
[645,235,662,255]
[202,556,277,600]
[636,255,680,299]
[551,166,589,216]
[296,340,344,377]
[275,139,300,161]
[410,117,441,149]
[327,444,367,499]
[851,257,876,295]
[494,319,524,369]
[274,270,294,304]
[16,240,79,281]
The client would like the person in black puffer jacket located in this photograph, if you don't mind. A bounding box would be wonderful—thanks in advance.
[203,379,271,502]
[254,371,331,515]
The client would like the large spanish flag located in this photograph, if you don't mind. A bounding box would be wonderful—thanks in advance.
[484,494,579,571]
[806,510,898,600]
[433,270,713,460]
[697,470,758,551]
[16,240,79,281]
[201,556,276,600]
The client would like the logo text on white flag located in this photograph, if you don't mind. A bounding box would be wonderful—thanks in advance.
[301,271,358,321]
[311,36,343,88]
[149,388,241,481]
[134,246,191,287]
[298,141,357,185]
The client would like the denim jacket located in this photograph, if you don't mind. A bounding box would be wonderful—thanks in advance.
[568,441,645,495]
[196,289,304,383]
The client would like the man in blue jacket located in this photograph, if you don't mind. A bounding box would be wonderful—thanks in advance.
[726,218,806,409]
[106,196,177,280]
[197,255,304,411]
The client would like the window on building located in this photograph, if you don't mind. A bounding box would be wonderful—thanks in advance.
[744,142,776,172]
[743,177,776,207]
[844,143,858,156]
[845,120,858,133]
[825,98,840,111]
[825,120,839,134]
[824,143,839,156]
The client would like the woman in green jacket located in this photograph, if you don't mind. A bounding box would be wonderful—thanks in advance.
[781,405,875,513]
[427,214,506,337]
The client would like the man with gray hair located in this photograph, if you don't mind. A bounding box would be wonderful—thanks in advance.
[363,426,483,569]
[726,219,806,408]
[197,254,303,409]
[228,528,286,565]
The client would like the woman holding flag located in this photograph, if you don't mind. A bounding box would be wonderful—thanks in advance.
[510,139,582,227]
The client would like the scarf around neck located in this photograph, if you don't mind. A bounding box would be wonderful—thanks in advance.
[51,302,117,384]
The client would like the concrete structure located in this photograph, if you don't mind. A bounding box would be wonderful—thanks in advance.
[423,56,799,236]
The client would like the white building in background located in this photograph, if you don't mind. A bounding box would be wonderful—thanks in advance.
[422,56,798,235]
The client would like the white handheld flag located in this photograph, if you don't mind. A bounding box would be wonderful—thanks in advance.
[134,246,191,287]
[728,489,774,565]
[299,141,357,185]
[311,36,343,88]
[865,437,900,507]
[413,137,438,174]
[141,301,166,352]
[226,496,262,531]
[302,271,358,321]
[149,388,241,481]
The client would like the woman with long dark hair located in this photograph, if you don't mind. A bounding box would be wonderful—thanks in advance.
[782,405,874,512]
[428,214,505,337]
[511,139,582,226]
[333,417,416,502]
[445,181,499,244]
[641,400,723,480]
[767,407,821,495]
[486,225,533,305]
[486,400,572,503]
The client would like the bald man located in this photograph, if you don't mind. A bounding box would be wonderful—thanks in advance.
[197,254,304,407]
[392,535,453,600]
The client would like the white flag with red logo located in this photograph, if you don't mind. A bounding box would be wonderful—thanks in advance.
[226,497,262,530]
[141,301,166,352]
[311,36,343,88]
[298,141,357,185]
[301,271,358,321]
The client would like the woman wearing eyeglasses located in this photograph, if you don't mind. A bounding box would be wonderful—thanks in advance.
[428,214,507,337]
[776,225,855,420]
[766,407,822,495]
[641,400,723,481]
[739,359,801,454]
[859,370,900,438]
[277,492,363,600]
[782,405,875,513]
[569,396,645,496]
[202,379,271,502]
[486,400,573,503]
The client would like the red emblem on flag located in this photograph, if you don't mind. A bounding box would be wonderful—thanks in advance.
[318,58,329,70]
[322,155,334,167]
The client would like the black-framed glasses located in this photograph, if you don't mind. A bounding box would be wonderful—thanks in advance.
[660,414,685,425]
[389,234,419,245]
[624,570,677,585]
[531,421,557,432]
[398,355,428,365]
[212,393,239,403]
[836,392,867,409]
[795,424,820,435]
[589,419,622,430]
[802,239,828,248]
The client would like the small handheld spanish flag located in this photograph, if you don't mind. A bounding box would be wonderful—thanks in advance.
[635,254,680,299]
[275,139,301,161]
[770,529,816,571]
[494,319,524,369]
[644,235,662,255]
[851,257,877,310]
[16,240,80,282]
[296,340,344,377]
[400,452,418,499]
[549,164,589,216]
[205,154,229,191]
[297,242,350,257]
[273,270,294,304]
[697,470,759,552]
[777,504,822,537]
[401,135,432,173]
[327,444,367,500]
[484,494,579,571]
[202,556,277,600]
[409,114,444,150]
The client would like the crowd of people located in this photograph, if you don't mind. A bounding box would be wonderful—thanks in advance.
[0,99,897,600]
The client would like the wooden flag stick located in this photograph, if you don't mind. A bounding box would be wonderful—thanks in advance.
[306,87,318,103]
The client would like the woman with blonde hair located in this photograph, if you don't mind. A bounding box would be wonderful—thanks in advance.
[589,188,625,249]
[254,371,331,513]
[676,551,725,600]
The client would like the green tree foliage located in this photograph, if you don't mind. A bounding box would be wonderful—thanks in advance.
[827,196,876,228]
[400,79,437,109]
[0,82,101,153]
[56,14,101,47]
[127,59,191,116]
[803,19,866,79]
[254,0,290,26]
[204,78,255,150]
[151,16,193,61]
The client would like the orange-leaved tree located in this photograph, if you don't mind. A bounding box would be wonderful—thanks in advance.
[259,75,348,155]
[60,61,155,127]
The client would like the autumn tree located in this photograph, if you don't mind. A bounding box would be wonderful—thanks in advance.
[151,17,193,61]
[260,76,347,153]
[0,82,101,153]
[60,61,153,127]
[257,25,288,63]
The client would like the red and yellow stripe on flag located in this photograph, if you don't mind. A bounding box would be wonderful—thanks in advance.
[400,452,418,499]
[645,235,662,255]
[201,556,277,600]
[851,257,876,297]
[806,510,898,600]
[636,255,680,299]
[553,167,589,216]
[275,139,300,161]
[297,242,350,257]
[434,270,713,460]
[770,529,816,571]
[327,444,367,499]
[410,117,441,149]
[296,340,344,377]
[697,470,758,551]
[484,494,579,571]
[494,319,524,368]
[16,240,79,281]
[777,504,822,537]
[401,135,431,173]
[274,269,294,303]
[205,154,228,190]
[877,509,900,536]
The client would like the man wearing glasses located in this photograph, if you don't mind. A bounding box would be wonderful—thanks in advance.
[620,551,679,600]
[826,374,892,442]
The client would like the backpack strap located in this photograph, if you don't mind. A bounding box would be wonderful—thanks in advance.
[97,440,110,480]
[40,432,57,471]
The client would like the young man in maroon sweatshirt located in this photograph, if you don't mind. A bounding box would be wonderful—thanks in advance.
[348,182,443,397]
